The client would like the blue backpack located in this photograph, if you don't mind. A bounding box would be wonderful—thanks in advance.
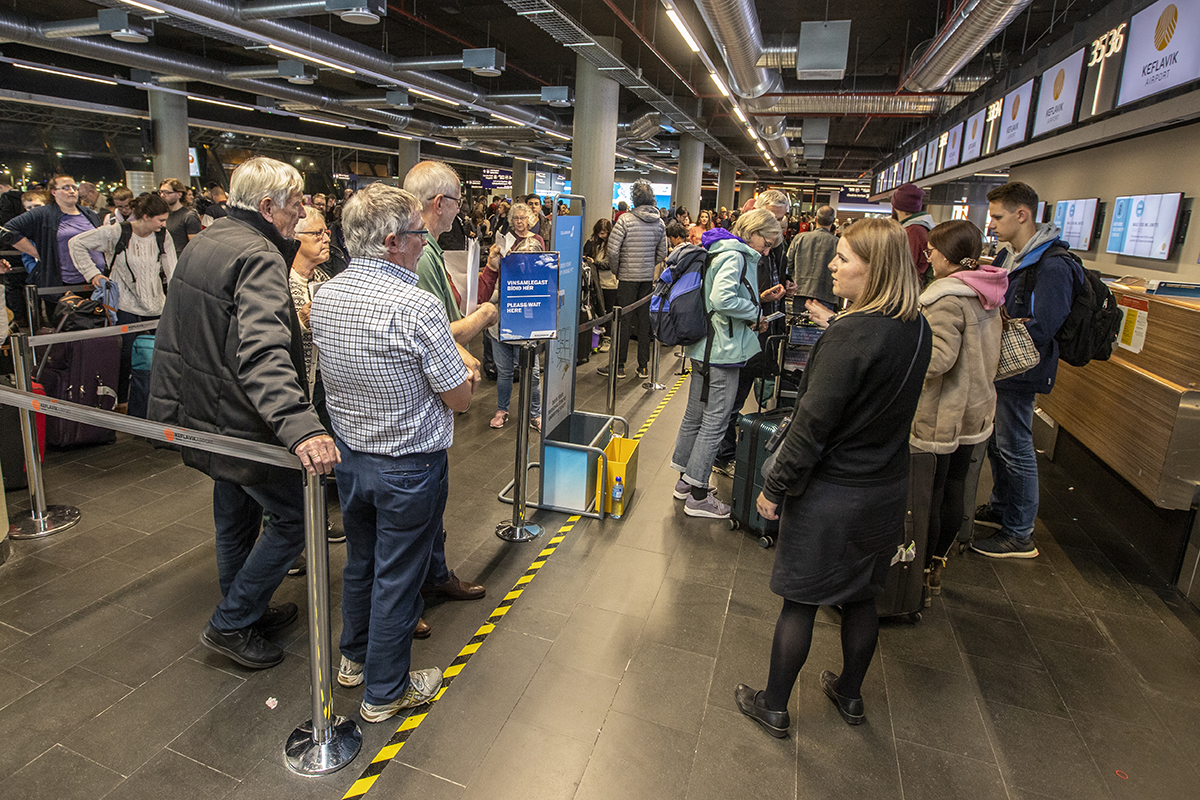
[649,246,713,346]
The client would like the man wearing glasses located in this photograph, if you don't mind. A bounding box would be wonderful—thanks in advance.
[401,160,494,635]
[158,178,202,257]
[310,183,480,722]
[4,173,105,295]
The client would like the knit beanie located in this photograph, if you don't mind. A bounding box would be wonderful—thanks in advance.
[891,183,925,214]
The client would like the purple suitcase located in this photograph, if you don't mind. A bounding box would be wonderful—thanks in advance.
[38,335,120,447]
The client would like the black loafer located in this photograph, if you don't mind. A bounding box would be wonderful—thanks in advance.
[820,670,864,725]
[734,684,789,738]
[251,602,299,636]
[201,623,284,669]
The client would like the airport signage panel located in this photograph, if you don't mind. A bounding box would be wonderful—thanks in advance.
[943,122,964,169]
[1080,18,1129,121]
[912,145,926,180]
[998,79,1035,149]
[962,108,987,162]
[1034,49,1086,136]
[924,139,938,175]
[1119,0,1200,107]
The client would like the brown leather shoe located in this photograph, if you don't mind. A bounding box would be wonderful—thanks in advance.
[422,574,486,601]
[414,618,431,639]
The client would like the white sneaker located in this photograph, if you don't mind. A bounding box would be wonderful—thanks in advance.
[338,656,364,687]
[360,667,443,722]
[684,489,731,519]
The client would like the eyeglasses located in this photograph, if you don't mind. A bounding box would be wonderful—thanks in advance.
[54,184,79,192]
[923,248,936,258]
[296,229,331,238]
[396,229,429,238]
[431,194,461,207]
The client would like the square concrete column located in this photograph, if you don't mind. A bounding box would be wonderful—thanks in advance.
[571,36,621,226]
[675,134,704,219]
[397,138,421,181]
[511,159,529,198]
[148,87,190,186]
[717,159,737,213]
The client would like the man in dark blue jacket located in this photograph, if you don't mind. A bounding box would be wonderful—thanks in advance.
[973,182,1080,559]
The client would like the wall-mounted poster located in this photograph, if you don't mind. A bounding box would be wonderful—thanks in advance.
[1119,0,1200,107]
[998,79,1035,149]
[962,108,987,162]
[912,145,926,180]
[942,122,964,169]
[1034,49,1086,136]
[924,139,938,175]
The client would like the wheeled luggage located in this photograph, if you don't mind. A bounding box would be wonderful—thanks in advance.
[1,376,46,490]
[127,334,155,419]
[877,449,937,623]
[730,409,790,547]
[36,335,120,447]
[955,441,990,553]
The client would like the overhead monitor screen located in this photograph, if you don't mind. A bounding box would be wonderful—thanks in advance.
[1037,201,1047,222]
[962,108,987,162]
[911,145,926,181]
[1034,49,1086,137]
[1119,0,1200,107]
[1052,198,1099,250]
[1105,193,1183,260]
[998,79,1035,149]
[924,139,938,175]
[613,182,672,209]
[943,123,964,170]
[1080,19,1128,122]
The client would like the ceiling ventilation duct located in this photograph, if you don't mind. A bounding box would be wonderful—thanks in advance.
[766,95,940,116]
[488,86,572,107]
[40,9,150,43]
[795,21,851,80]
[617,112,662,144]
[902,0,1034,92]
[693,0,789,159]
[158,59,319,85]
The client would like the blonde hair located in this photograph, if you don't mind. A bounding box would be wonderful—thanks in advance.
[839,218,921,321]
[731,207,782,246]
[228,157,304,213]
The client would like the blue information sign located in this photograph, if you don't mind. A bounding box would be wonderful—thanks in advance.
[499,252,560,342]
[544,215,582,435]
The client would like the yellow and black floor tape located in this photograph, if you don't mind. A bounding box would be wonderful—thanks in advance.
[343,370,689,798]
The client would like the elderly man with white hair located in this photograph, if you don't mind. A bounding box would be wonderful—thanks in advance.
[150,156,340,670]
[311,183,480,722]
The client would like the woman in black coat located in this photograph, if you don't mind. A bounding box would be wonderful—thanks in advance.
[736,218,932,737]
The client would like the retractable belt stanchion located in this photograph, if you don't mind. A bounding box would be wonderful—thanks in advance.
[7,333,80,539]
[643,336,666,391]
[606,306,622,417]
[24,284,41,333]
[496,343,544,543]
[0,384,362,776]
[286,471,362,775]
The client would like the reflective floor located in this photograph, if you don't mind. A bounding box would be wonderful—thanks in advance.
[2,345,1200,800]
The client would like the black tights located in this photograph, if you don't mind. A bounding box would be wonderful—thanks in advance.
[762,597,880,711]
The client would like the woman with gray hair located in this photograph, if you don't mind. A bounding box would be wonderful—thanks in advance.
[669,208,781,518]
[488,200,543,429]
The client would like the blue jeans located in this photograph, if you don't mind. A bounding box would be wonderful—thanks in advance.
[336,442,447,705]
[986,388,1038,541]
[493,339,542,419]
[211,476,306,631]
[670,363,740,488]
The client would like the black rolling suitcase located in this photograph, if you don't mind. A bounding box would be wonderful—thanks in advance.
[730,409,790,547]
[36,335,120,447]
[954,440,990,553]
[877,448,937,623]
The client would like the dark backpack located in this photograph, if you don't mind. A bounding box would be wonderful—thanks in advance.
[1016,244,1122,367]
[109,222,169,286]
[649,248,711,346]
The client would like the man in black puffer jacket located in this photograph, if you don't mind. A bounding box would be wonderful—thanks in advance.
[150,156,340,670]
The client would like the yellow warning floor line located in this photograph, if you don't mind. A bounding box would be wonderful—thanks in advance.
[344,375,687,798]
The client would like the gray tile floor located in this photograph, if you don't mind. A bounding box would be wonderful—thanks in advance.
[3,345,1200,799]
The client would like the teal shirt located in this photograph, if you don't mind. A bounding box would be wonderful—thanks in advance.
[415,234,462,323]
[685,238,762,365]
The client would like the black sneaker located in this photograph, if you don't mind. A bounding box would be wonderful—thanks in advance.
[201,623,284,669]
[971,534,1039,559]
[636,366,649,379]
[287,555,306,576]
[616,365,626,379]
[974,504,1003,530]
[252,602,299,636]
[712,461,736,478]
[327,520,346,544]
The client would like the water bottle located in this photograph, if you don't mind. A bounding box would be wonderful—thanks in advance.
[611,477,624,519]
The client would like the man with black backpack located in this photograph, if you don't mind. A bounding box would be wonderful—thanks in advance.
[973,182,1081,559]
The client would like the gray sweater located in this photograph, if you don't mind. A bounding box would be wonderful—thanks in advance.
[788,226,839,306]
[607,205,667,282]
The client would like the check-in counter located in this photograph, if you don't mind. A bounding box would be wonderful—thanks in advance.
[1036,282,1200,594]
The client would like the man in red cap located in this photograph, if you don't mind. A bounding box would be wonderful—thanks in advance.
[891,183,934,282]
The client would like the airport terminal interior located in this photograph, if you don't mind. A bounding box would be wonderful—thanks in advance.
[4,0,1200,798]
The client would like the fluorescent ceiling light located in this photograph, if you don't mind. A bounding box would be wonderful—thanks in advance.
[299,115,346,128]
[756,141,766,151]
[732,105,748,123]
[665,8,701,53]
[564,42,597,47]
[480,149,502,157]
[188,95,254,111]
[14,63,117,86]
[378,131,412,139]
[268,44,355,75]
[517,8,553,14]
[119,0,163,12]
[710,72,730,97]
[409,87,458,106]
[490,112,523,125]
[438,141,463,149]
[545,130,570,141]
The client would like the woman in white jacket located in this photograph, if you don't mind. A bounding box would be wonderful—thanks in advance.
[68,191,176,405]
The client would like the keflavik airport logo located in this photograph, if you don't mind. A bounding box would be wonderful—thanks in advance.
[1011,94,1021,120]
[1053,68,1066,100]
[1156,4,1178,50]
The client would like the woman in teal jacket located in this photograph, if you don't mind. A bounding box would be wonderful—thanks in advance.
[670,208,782,518]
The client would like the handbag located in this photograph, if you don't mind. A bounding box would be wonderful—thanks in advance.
[762,318,926,485]
[996,314,1040,380]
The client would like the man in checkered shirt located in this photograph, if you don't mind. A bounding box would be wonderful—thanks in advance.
[311,183,481,723]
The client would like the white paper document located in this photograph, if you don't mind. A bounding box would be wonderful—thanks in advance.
[444,238,482,316]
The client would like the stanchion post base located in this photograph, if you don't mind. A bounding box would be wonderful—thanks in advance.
[9,505,81,540]
[284,716,362,776]
[495,521,544,543]
[642,380,667,391]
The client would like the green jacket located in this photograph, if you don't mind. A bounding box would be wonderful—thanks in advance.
[686,238,762,365]
[415,234,461,322]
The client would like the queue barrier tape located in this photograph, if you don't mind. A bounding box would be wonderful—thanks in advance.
[27,319,160,347]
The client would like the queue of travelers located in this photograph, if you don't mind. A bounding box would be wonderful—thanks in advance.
[1,162,1075,739]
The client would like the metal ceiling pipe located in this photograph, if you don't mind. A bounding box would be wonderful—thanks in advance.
[442,125,543,141]
[239,0,326,19]
[758,95,940,115]
[39,18,111,38]
[902,0,1033,92]
[692,0,788,152]
[616,112,661,143]
[0,8,434,134]
[146,0,559,130]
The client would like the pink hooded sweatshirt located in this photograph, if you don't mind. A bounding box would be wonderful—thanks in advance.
[951,263,1008,310]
